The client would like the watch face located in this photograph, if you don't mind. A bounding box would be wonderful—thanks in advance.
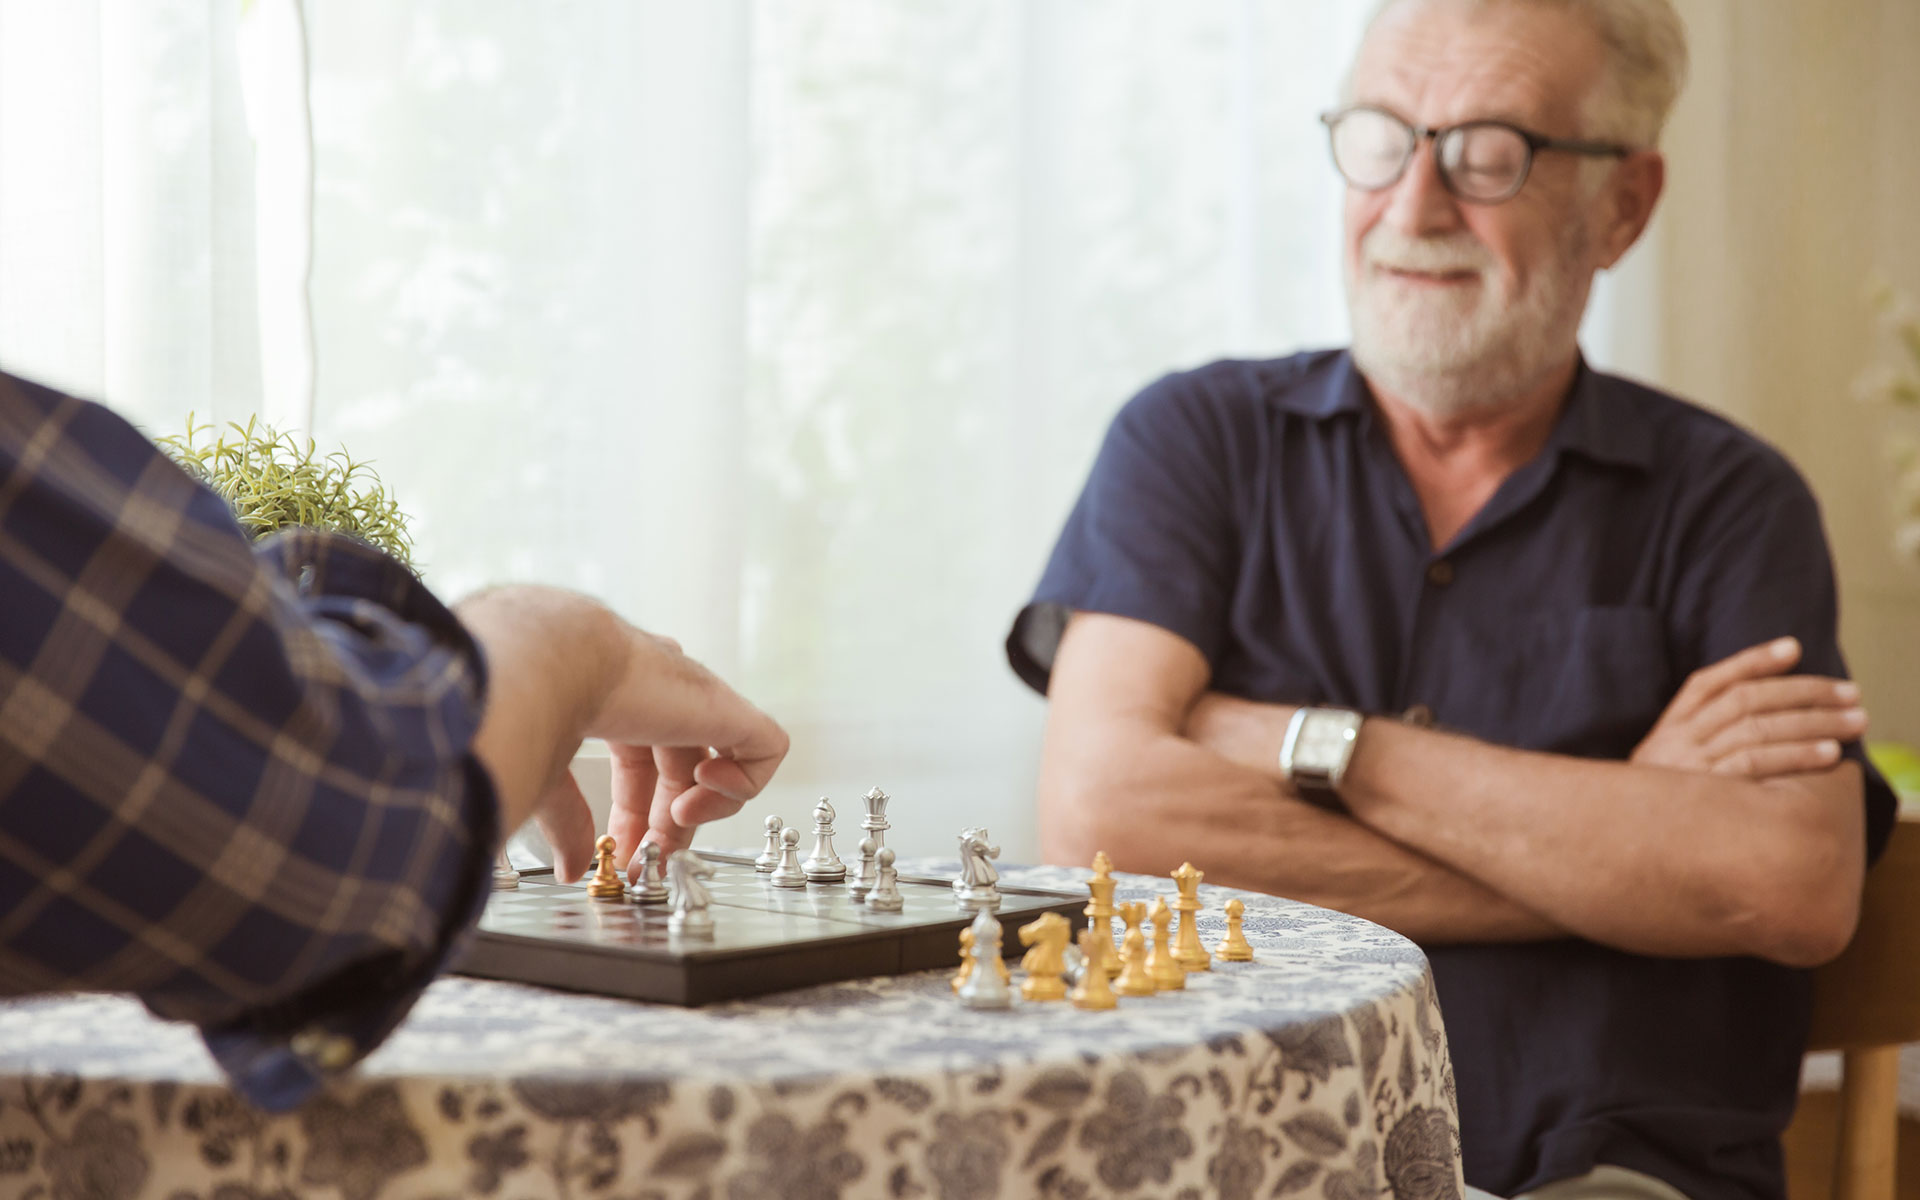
[1298,712,1358,773]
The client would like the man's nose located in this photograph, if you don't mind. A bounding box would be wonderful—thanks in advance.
[1380,139,1464,235]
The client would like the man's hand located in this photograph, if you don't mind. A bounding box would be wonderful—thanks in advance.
[1630,636,1867,778]
[458,588,788,881]
[590,631,787,871]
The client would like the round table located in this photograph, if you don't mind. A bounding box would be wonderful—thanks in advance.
[0,862,1463,1200]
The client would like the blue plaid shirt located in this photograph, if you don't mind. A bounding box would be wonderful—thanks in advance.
[0,371,499,1112]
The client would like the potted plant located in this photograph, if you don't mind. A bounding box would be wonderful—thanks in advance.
[1856,280,1920,808]
[155,415,415,568]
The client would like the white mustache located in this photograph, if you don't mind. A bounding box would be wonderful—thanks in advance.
[1363,230,1491,275]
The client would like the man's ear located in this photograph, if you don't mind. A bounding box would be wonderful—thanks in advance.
[1596,150,1665,269]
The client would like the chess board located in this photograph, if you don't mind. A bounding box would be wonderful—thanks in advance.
[453,852,1087,1005]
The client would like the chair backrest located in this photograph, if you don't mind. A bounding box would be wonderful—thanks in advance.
[1808,816,1920,1052]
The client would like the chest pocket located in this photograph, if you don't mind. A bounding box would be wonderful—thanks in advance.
[1468,605,1675,759]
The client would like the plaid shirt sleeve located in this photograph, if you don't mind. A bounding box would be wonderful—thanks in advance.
[0,371,500,1112]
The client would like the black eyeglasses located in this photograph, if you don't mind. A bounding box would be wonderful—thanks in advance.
[1319,105,1633,203]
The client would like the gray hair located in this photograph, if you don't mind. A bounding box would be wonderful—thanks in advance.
[1359,0,1690,146]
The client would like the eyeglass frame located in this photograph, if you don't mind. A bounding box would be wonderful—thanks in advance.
[1318,104,1636,203]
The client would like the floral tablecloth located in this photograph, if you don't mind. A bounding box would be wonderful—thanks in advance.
[0,862,1462,1200]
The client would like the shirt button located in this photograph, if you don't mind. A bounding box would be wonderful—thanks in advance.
[291,1030,358,1072]
[1426,560,1454,587]
[1402,704,1435,727]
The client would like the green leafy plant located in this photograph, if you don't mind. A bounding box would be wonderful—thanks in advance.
[156,415,416,568]
[1854,281,1920,809]
[1855,279,1920,563]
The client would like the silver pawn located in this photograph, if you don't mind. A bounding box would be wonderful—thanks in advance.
[769,826,808,889]
[1062,942,1087,988]
[630,840,669,904]
[803,797,846,883]
[848,836,878,901]
[492,848,520,890]
[755,815,784,872]
[956,909,1012,1009]
[866,847,904,912]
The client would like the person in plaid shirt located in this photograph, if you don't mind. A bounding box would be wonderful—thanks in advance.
[0,370,788,1111]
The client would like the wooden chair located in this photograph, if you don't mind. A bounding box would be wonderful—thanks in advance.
[1798,817,1920,1200]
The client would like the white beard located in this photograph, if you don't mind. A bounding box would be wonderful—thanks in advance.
[1347,222,1594,420]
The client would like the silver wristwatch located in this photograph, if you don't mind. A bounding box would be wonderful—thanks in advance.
[1279,706,1365,802]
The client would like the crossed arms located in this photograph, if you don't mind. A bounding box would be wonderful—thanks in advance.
[1038,613,1867,968]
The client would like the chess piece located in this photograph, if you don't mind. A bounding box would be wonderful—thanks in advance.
[492,848,520,890]
[952,924,1010,992]
[956,910,1013,1010]
[667,849,717,937]
[1019,912,1071,1002]
[803,798,847,883]
[1215,898,1255,962]
[1087,850,1120,979]
[1170,862,1211,972]
[630,841,669,904]
[1146,897,1185,990]
[953,827,1002,910]
[755,815,784,872]
[1113,902,1157,997]
[848,837,878,901]
[1070,929,1119,1011]
[861,787,891,862]
[769,827,808,888]
[866,847,904,912]
[1061,942,1086,988]
[586,835,626,899]
[952,926,976,993]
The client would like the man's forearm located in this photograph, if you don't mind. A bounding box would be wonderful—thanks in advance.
[1040,715,1562,945]
[1187,692,1865,965]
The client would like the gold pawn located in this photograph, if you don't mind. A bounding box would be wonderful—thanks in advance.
[1113,902,1157,997]
[1215,898,1255,962]
[1070,928,1119,1010]
[1146,897,1185,991]
[1170,862,1211,972]
[586,834,626,899]
[952,926,1012,992]
[952,927,975,993]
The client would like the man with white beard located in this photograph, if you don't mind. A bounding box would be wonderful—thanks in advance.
[1006,1,1895,1198]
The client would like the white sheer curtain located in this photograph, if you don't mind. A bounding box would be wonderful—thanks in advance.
[0,1,1660,861]
[0,0,260,433]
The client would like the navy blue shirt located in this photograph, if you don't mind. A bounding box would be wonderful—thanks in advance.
[1009,350,1897,1200]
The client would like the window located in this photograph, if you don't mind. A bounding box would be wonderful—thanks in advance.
[1,1,1433,859]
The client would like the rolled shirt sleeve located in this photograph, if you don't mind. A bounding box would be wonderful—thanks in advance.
[0,372,498,1111]
[1662,436,1899,861]
[1008,367,1250,693]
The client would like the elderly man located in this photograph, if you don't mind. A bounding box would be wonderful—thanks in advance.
[1008,1,1895,1198]
[0,369,787,1110]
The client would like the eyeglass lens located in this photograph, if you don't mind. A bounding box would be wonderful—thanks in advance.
[1329,109,1531,201]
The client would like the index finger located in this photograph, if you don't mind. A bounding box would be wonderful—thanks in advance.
[697,718,789,803]
[1667,636,1802,721]
[587,633,787,772]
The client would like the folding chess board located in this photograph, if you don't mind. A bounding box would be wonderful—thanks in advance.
[454,852,1087,1005]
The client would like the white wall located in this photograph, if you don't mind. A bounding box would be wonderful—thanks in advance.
[1661,0,1920,747]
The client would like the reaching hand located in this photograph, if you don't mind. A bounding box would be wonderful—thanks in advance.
[1631,637,1867,778]
[532,627,787,879]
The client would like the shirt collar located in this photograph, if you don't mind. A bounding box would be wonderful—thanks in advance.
[1544,357,1657,472]
[1280,350,1655,472]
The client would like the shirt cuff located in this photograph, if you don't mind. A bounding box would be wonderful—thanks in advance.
[199,757,501,1112]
